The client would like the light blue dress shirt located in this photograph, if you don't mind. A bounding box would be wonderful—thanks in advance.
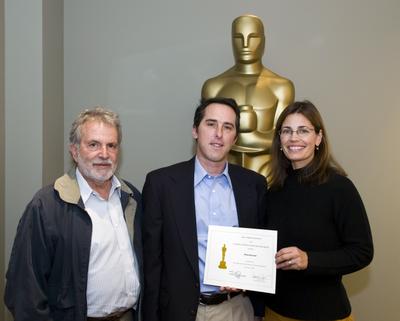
[194,157,238,293]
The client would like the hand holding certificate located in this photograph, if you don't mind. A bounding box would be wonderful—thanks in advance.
[204,225,277,293]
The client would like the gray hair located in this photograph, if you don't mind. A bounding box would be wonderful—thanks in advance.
[69,106,122,146]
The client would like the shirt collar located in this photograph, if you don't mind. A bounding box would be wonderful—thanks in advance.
[194,156,232,188]
[75,168,121,204]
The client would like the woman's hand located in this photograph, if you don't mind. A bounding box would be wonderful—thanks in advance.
[275,246,308,270]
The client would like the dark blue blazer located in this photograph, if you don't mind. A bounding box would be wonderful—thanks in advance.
[142,158,267,321]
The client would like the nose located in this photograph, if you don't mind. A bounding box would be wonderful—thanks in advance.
[215,125,223,138]
[243,36,249,48]
[98,145,109,159]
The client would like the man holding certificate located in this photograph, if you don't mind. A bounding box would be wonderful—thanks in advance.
[142,97,267,321]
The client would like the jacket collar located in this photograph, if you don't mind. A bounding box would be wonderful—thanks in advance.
[54,167,133,205]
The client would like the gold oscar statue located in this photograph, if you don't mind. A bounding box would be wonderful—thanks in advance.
[202,14,295,176]
[218,244,227,269]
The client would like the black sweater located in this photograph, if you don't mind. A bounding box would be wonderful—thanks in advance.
[265,169,373,320]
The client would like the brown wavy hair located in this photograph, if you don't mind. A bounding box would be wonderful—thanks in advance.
[268,100,346,189]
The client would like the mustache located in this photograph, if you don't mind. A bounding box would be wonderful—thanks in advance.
[92,159,113,165]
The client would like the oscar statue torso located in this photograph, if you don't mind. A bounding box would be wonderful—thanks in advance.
[202,67,294,176]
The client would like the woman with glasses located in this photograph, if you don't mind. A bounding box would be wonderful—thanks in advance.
[264,100,373,321]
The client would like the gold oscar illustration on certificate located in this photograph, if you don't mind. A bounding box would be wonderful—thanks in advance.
[218,243,227,269]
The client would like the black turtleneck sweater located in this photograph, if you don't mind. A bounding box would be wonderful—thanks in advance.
[265,169,373,320]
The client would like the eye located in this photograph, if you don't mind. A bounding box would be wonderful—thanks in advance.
[248,34,261,41]
[223,124,234,131]
[280,128,292,136]
[107,143,118,150]
[87,142,99,150]
[298,128,310,135]
[206,120,217,128]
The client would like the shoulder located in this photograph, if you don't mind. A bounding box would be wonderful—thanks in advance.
[145,159,194,181]
[266,74,295,92]
[201,69,237,97]
[259,68,293,84]
[326,172,357,191]
[30,183,61,207]
[17,184,64,226]
[203,68,235,83]
[322,172,362,201]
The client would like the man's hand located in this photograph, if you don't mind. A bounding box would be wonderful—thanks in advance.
[219,286,242,293]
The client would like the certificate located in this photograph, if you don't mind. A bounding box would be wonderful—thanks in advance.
[204,225,277,294]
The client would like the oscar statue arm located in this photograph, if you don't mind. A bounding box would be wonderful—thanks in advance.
[234,77,295,153]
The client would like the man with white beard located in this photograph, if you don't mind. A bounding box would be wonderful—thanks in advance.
[5,107,142,321]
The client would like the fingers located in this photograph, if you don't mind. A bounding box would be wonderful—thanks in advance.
[219,286,241,292]
[276,256,296,270]
[278,257,298,270]
[275,246,308,270]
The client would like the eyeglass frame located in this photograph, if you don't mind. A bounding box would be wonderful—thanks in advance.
[278,126,317,138]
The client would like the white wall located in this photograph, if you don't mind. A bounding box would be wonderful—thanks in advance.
[0,0,5,318]
[61,0,398,320]
[3,1,63,319]
[4,0,43,265]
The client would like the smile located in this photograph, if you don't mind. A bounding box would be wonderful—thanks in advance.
[93,163,112,167]
[210,143,223,148]
[287,146,305,151]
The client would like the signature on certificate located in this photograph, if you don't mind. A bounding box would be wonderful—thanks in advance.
[253,275,266,282]
[230,270,243,279]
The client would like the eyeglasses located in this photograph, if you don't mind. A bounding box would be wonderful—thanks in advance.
[279,126,315,138]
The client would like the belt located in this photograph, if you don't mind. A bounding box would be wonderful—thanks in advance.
[199,291,242,305]
[87,309,130,321]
